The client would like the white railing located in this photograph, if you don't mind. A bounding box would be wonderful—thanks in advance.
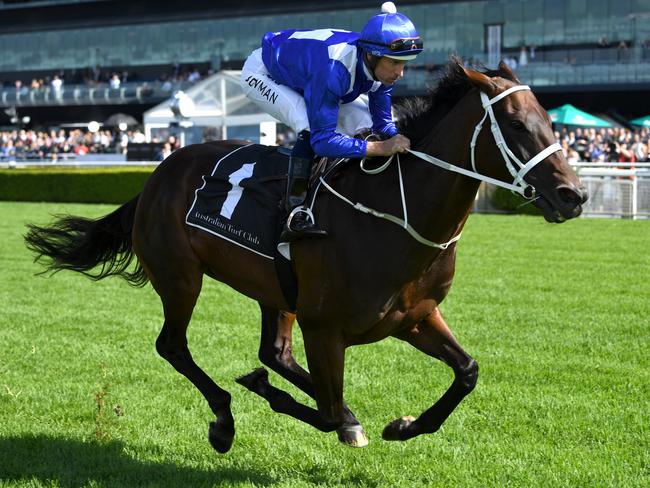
[571,162,650,219]
[473,162,650,219]
[3,159,649,219]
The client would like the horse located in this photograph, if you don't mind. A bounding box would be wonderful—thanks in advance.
[24,58,587,454]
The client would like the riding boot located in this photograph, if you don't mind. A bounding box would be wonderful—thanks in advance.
[280,131,328,242]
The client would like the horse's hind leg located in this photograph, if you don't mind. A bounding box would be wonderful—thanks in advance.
[256,306,312,395]
[383,307,478,441]
[235,326,350,441]
[153,264,235,454]
[237,304,367,447]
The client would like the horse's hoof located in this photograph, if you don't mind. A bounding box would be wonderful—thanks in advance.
[382,415,416,441]
[337,424,369,448]
[209,420,235,454]
[235,367,269,393]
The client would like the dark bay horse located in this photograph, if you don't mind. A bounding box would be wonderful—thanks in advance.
[25,59,587,453]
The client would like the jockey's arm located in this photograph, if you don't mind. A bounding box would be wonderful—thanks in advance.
[307,67,370,159]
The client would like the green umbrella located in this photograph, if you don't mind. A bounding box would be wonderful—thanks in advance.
[629,115,650,127]
[547,104,612,127]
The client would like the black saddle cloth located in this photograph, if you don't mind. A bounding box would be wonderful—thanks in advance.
[186,143,299,309]
[186,143,287,259]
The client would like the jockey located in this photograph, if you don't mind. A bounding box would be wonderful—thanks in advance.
[240,2,423,241]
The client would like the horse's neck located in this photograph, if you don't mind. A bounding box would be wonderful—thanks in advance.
[324,95,484,286]
[401,96,483,247]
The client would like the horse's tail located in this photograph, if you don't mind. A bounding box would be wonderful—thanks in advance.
[24,195,149,287]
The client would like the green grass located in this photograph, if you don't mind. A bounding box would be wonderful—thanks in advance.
[1,201,648,487]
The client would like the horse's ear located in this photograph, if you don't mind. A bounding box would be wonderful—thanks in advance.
[497,60,521,83]
[462,66,498,97]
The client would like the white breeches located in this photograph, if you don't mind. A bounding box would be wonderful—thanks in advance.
[240,48,372,137]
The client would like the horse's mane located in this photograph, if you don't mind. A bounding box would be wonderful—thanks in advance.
[395,55,517,145]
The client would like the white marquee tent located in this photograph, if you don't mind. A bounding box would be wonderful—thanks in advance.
[143,70,278,145]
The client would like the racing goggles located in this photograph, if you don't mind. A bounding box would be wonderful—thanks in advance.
[363,37,423,53]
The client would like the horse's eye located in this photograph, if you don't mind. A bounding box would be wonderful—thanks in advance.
[510,120,527,131]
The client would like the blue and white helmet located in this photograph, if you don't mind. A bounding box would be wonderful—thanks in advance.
[358,2,423,61]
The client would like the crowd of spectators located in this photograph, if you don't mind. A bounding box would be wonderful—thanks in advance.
[0,128,180,162]
[557,126,649,163]
[158,63,210,92]
[1,128,116,161]
[3,62,211,94]
[2,124,649,163]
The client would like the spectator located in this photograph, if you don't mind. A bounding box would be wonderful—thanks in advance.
[632,133,648,161]
[14,80,28,95]
[51,75,63,95]
[560,139,570,158]
[74,141,89,155]
[618,143,635,163]
[187,67,201,83]
[519,46,528,67]
[585,142,605,162]
[160,75,173,92]
[131,129,146,143]
[617,41,630,62]
[158,142,173,160]
[109,73,121,89]
[567,149,580,163]
[606,141,620,162]
[1,139,16,159]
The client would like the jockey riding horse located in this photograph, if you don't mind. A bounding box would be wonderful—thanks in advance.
[241,1,421,240]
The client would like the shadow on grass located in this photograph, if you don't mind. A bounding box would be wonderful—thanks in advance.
[0,434,275,487]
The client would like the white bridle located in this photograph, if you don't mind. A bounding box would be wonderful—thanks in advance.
[314,84,563,249]
[409,84,563,198]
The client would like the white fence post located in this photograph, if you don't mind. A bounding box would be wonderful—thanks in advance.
[632,175,638,220]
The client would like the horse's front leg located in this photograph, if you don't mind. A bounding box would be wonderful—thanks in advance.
[383,307,478,441]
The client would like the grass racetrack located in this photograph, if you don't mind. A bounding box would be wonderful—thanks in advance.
[1,201,648,487]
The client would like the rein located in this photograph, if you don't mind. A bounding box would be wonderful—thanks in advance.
[313,84,562,249]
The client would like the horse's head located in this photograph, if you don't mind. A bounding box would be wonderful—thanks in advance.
[462,63,587,222]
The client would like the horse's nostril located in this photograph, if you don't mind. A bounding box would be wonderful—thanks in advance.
[580,187,589,204]
[558,186,584,207]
